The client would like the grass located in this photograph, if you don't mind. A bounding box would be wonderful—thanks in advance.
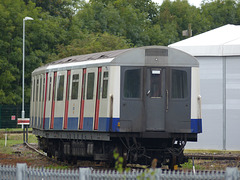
[180,159,202,170]
[0,132,38,154]
[0,128,33,132]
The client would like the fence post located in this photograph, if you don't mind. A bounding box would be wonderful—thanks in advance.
[79,168,91,180]
[16,163,27,180]
[225,167,239,180]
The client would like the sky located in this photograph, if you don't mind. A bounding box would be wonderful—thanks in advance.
[152,0,203,7]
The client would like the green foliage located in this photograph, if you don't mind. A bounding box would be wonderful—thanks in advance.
[201,0,238,29]
[31,0,85,19]
[1,0,240,105]
[181,159,202,170]
[48,32,132,62]
[113,148,124,173]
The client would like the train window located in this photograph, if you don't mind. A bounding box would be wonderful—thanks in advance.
[171,70,188,99]
[39,77,42,102]
[43,77,45,101]
[32,79,35,102]
[71,74,79,100]
[36,78,39,101]
[48,77,52,101]
[151,69,162,97]
[57,75,65,101]
[66,72,71,100]
[124,69,141,98]
[87,73,95,99]
[102,72,108,98]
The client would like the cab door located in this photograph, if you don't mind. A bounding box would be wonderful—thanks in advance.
[145,68,166,131]
[165,68,191,133]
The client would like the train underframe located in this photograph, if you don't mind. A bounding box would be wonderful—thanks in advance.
[35,130,196,169]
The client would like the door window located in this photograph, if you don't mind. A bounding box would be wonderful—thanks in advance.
[57,75,64,101]
[32,79,35,102]
[171,70,188,99]
[39,77,42,102]
[48,77,52,101]
[102,72,108,98]
[36,78,39,102]
[87,72,95,99]
[124,69,141,98]
[150,69,162,98]
[71,74,79,100]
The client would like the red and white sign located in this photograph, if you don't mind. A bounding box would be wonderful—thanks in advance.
[11,115,16,121]
[17,118,30,125]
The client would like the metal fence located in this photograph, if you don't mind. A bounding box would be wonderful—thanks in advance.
[0,163,239,180]
[0,104,30,129]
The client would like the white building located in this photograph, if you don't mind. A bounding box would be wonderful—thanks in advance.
[170,24,240,150]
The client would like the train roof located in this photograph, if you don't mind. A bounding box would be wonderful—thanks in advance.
[33,46,199,74]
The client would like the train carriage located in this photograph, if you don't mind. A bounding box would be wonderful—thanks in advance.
[30,46,202,168]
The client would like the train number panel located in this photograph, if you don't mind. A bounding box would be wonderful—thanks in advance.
[31,46,202,168]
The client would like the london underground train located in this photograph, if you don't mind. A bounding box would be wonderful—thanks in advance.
[30,46,202,168]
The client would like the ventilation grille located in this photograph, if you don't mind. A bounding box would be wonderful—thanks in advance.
[145,49,168,56]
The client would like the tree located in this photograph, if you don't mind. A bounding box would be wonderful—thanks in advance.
[0,0,71,104]
[74,0,152,46]
[30,0,85,19]
[1,0,240,106]
[48,32,133,62]
[158,0,211,40]
[201,0,238,29]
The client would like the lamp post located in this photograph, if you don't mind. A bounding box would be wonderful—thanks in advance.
[22,16,33,119]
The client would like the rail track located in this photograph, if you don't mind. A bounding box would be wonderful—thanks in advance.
[186,154,240,161]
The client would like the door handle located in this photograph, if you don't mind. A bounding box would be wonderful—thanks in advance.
[166,90,169,112]
[146,90,150,96]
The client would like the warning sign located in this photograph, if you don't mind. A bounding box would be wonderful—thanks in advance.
[17,118,30,125]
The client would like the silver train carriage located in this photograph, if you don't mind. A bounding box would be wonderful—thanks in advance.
[30,46,202,168]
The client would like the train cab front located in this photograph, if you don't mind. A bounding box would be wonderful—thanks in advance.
[118,47,202,168]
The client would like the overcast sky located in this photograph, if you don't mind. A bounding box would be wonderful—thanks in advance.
[152,0,203,7]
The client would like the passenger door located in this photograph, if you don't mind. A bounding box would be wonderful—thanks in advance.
[44,72,53,130]
[67,69,82,130]
[98,68,109,131]
[165,68,191,133]
[145,68,166,131]
[120,67,143,132]
[50,71,67,130]
[83,68,98,130]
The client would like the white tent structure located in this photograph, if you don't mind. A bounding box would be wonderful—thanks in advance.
[170,24,240,150]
